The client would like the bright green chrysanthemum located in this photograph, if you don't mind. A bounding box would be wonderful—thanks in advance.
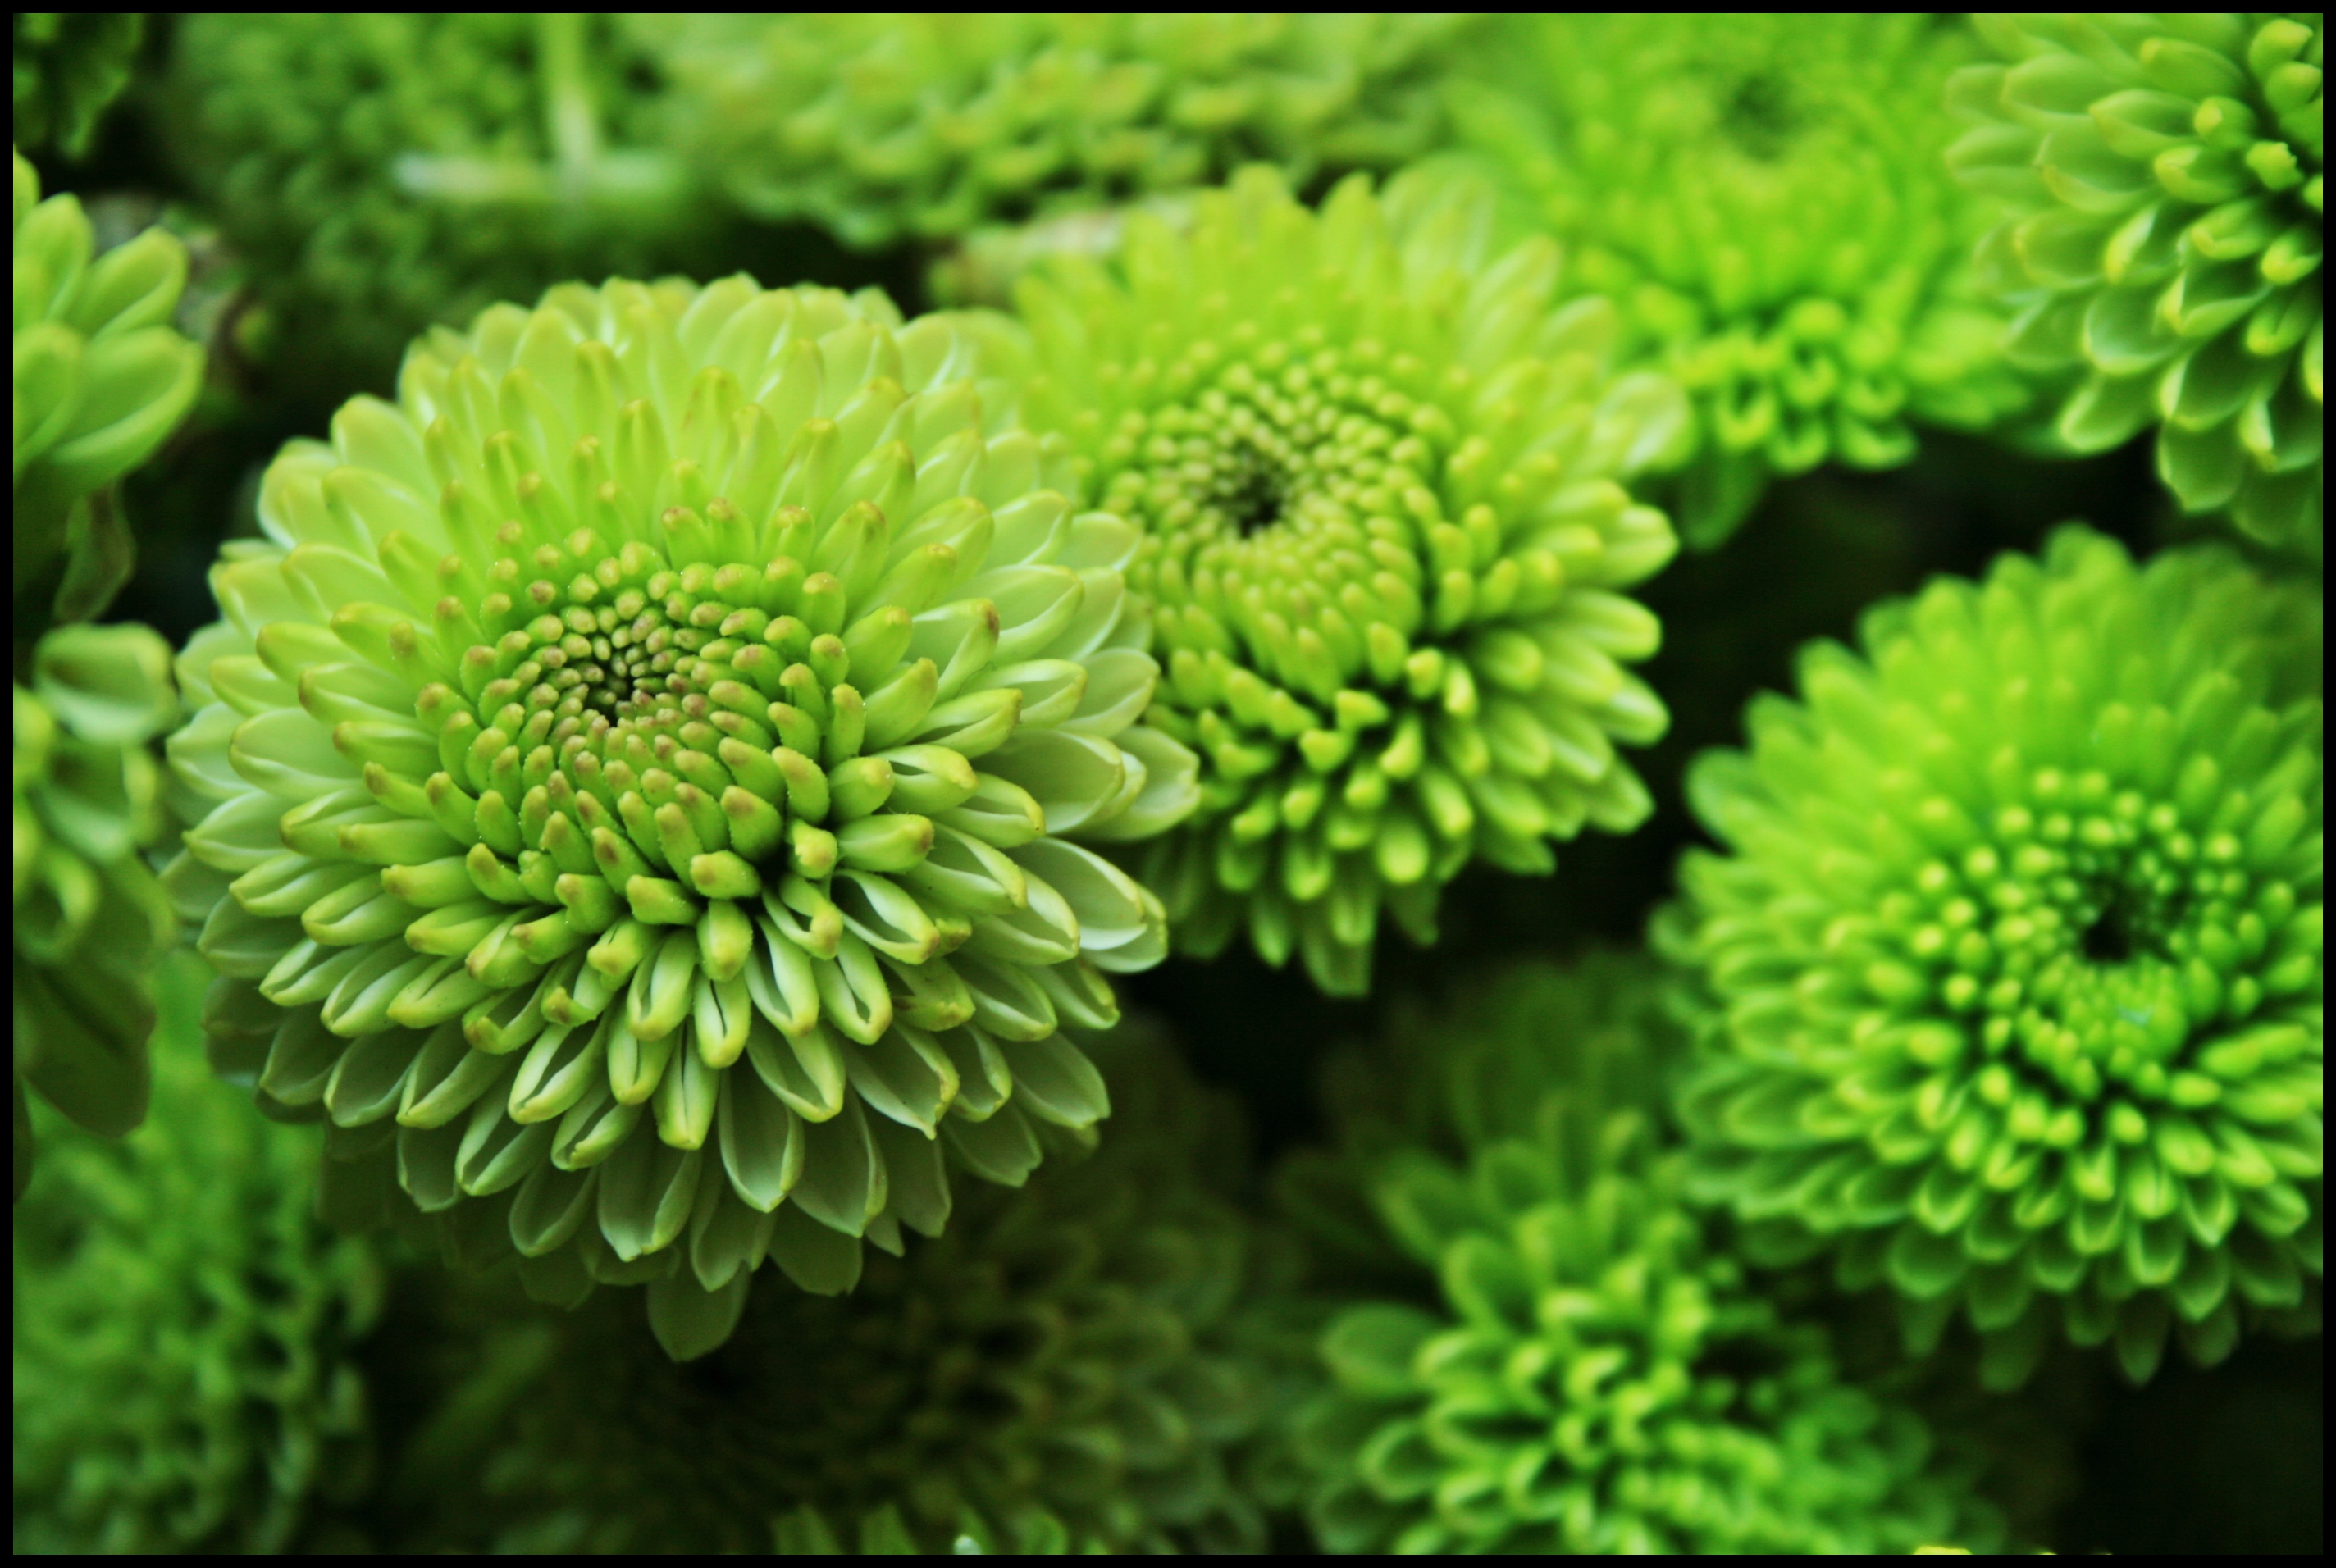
[13,14,144,159]
[162,276,1195,1358]
[992,166,1688,995]
[1948,14,2325,549]
[659,12,1481,250]
[14,148,204,618]
[400,1032,1289,1554]
[14,948,383,1554]
[14,622,178,1199]
[1663,526,2322,1387]
[165,13,711,389]
[1451,14,2033,545]
[1283,955,1991,1553]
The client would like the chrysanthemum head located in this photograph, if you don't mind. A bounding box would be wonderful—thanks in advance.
[1668,526,2322,1385]
[998,166,1688,994]
[1949,13,2324,549]
[165,275,1194,1356]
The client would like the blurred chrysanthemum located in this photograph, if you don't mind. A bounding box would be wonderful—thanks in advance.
[992,166,1687,995]
[14,148,204,617]
[1663,527,2322,1386]
[13,948,383,1553]
[399,1032,1292,1554]
[658,12,1481,251]
[163,276,1194,1357]
[1452,14,2033,545]
[164,13,714,390]
[12,13,144,158]
[1949,14,2324,550]
[14,622,179,1198]
[1281,955,1991,1553]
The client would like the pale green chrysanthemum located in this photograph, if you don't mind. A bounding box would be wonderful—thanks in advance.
[1663,526,2322,1387]
[1452,14,2034,545]
[1282,955,1993,1554]
[13,948,383,1554]
[399,1032,1289,1554]
[1948,14,2324,550]
[14,621,178,1199]
[162,276,1196,1359]
[14,148,204,617]
[165,13,711,390]
[12,14,144,159]
[992,166,1688,996]
[659,12,1482,250]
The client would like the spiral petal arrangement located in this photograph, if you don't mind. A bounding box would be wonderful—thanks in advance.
[14,622,179,1198]
[165,13,711,390]
[403,1033,1289,1554]
[12,13,144,158]
[1453,14,2033,545]
[1664,527,2322,1387]
[14,148,203,613]
[1286,955,1989,1553]
[659,12,1481,251]
[13,950,383,1554]
[163,276,1193,1356]
[996,166,1688,995]
[1949,13,2324,550]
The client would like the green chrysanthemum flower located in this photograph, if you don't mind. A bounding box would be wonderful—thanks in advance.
[993,166,1688,995]
[660,12,1481,250]
[401,1033,1289,1554]
[162,276,1194,1358]
[165,13,711,390]
[14,948,383,1554]
[14,148,204,618]
[13,13,144,159]
[14,622,178,1199]
[1948,14,2325,549]
[1663,526,2322,1387]
[1284,955,1990,1554]
[1452,14,2033,545]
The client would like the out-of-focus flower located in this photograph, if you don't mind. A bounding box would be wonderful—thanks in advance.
[12,14,144,158]
[13,948,383,1552]
[992,166,1686,994]
[162,276,1193,1356]
[1664,527,2322,1386]
[1950,14,2323,550]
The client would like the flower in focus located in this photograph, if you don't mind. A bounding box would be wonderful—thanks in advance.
[12,13,144,158]
[1663,527,2322,1386]
[395,1032,1293,1554]
[164,13,714,390]
[13,948,382,1553]
[14,148,204,618]
[1453,13,2033,545]
[659,12,1481,251]
[14,622,179,1198]
[1948,14,2324,550]
[164,276,1193,1357]
[1281,955,1991,1552]
[995,166,1687,995]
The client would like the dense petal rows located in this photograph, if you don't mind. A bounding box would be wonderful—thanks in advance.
[165,13,710,388]
[13,950,383,1554]
[1665,528,2323,1385]
[14,623,180,1197]
[1453,14,2034,544]
[659,13,1481,250]
[997,167,1688,994]
[398,1034,1290,1554]
[1283,957,1987,1553]
[14,148,203,615]
[163,276,1195,1356]
[1949,13,2324,549]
